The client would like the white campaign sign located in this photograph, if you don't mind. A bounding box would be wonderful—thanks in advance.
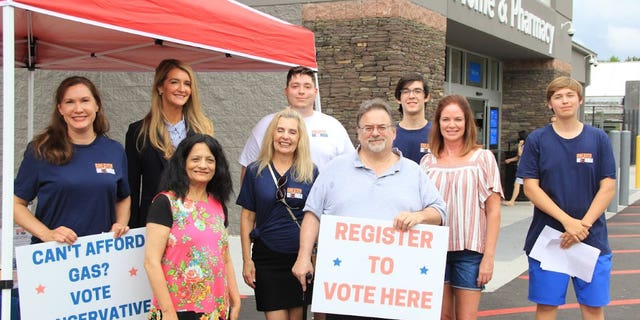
[15,228,152,319]
[311,215,449,319]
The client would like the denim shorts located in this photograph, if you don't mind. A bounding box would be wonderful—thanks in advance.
[444,250,484,290]
[528,254,612,307]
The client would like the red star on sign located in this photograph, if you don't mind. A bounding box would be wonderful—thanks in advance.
[35,284,45,294]
[129,267,138,276]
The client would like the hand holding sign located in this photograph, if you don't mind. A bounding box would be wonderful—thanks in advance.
[311,215,449,319]
[15,228,152,319]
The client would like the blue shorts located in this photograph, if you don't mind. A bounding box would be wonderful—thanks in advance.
[444,250,484,290]
[528,254,612,307]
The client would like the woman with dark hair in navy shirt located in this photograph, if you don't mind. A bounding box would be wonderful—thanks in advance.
[14,76,131,244]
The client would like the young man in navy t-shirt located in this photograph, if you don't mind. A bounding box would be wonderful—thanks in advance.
[392,73,432,163]
[517,76,616,320]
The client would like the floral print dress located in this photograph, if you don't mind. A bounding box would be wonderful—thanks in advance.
[150,191,230,320]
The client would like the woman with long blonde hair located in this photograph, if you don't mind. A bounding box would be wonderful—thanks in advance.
[125,58,214,228]
[237,108,317,320]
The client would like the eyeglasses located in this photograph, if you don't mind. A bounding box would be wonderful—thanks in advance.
[358,124,393,134]
[400,88,425,96]
[276,175,300,210]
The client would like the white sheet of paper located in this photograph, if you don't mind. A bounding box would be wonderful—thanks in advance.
[529,225,601,282]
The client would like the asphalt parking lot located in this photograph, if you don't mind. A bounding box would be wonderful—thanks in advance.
[237,196,640,319]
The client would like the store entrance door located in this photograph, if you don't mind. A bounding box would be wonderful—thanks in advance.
[468,98,500,151]
[468,98,487,147]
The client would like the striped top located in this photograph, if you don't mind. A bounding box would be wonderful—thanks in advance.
[420,149,503,252]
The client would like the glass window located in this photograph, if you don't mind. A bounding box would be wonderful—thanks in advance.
[466,53,486,88]
[468,98,485,145]
[450,48,463,85]
[445,48,449,82]
[490,60,500,91]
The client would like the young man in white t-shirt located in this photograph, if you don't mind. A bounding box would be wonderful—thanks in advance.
[239,66,354,180]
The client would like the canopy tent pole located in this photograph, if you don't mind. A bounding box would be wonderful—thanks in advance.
[314,72,322,113]
[27,73,34,140]
[2,6,16,320]
[26,10,34,140]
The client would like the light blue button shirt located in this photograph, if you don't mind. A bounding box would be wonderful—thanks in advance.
[165,118,187,148]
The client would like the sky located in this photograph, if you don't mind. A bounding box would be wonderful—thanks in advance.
[572,0,640,61]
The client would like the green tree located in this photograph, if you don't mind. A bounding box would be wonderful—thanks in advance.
[609,56,620,62]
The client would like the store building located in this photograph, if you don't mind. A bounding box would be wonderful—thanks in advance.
[245,0,594,199]
[248,0,591,154]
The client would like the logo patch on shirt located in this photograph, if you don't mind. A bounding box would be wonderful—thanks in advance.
[95,163,115,174]
[576,153,594,163]
[312,129,328,137]
[287,187,303,199]
[420,143,430,153]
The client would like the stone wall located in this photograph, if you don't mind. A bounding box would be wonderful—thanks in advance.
[500,59,571,151]
[302,0,446,141]
[500,58,571,199]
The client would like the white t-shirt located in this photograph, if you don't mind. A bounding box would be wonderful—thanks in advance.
[238,110,355,172]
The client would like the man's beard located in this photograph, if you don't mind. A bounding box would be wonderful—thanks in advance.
[366,138,386,153]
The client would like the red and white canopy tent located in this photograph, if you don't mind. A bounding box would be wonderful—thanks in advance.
[0,0,317,317]
[4,0,317,71]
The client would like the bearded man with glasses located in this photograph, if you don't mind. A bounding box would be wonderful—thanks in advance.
[292,98,447,320]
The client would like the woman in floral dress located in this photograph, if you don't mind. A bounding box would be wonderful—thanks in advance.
[144,134,240,320]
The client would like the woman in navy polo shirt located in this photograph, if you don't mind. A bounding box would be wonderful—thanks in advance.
[14,76,131,244]
[237,108,318,320]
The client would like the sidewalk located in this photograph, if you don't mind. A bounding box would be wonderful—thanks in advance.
[232,166,639,318]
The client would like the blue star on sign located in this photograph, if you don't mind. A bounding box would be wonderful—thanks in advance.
[420,266,429,275]
[333,257,342,266]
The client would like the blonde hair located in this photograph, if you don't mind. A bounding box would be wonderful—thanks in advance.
[546,76,584,103]
[256,108,314,183]
[137,59,214,159]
